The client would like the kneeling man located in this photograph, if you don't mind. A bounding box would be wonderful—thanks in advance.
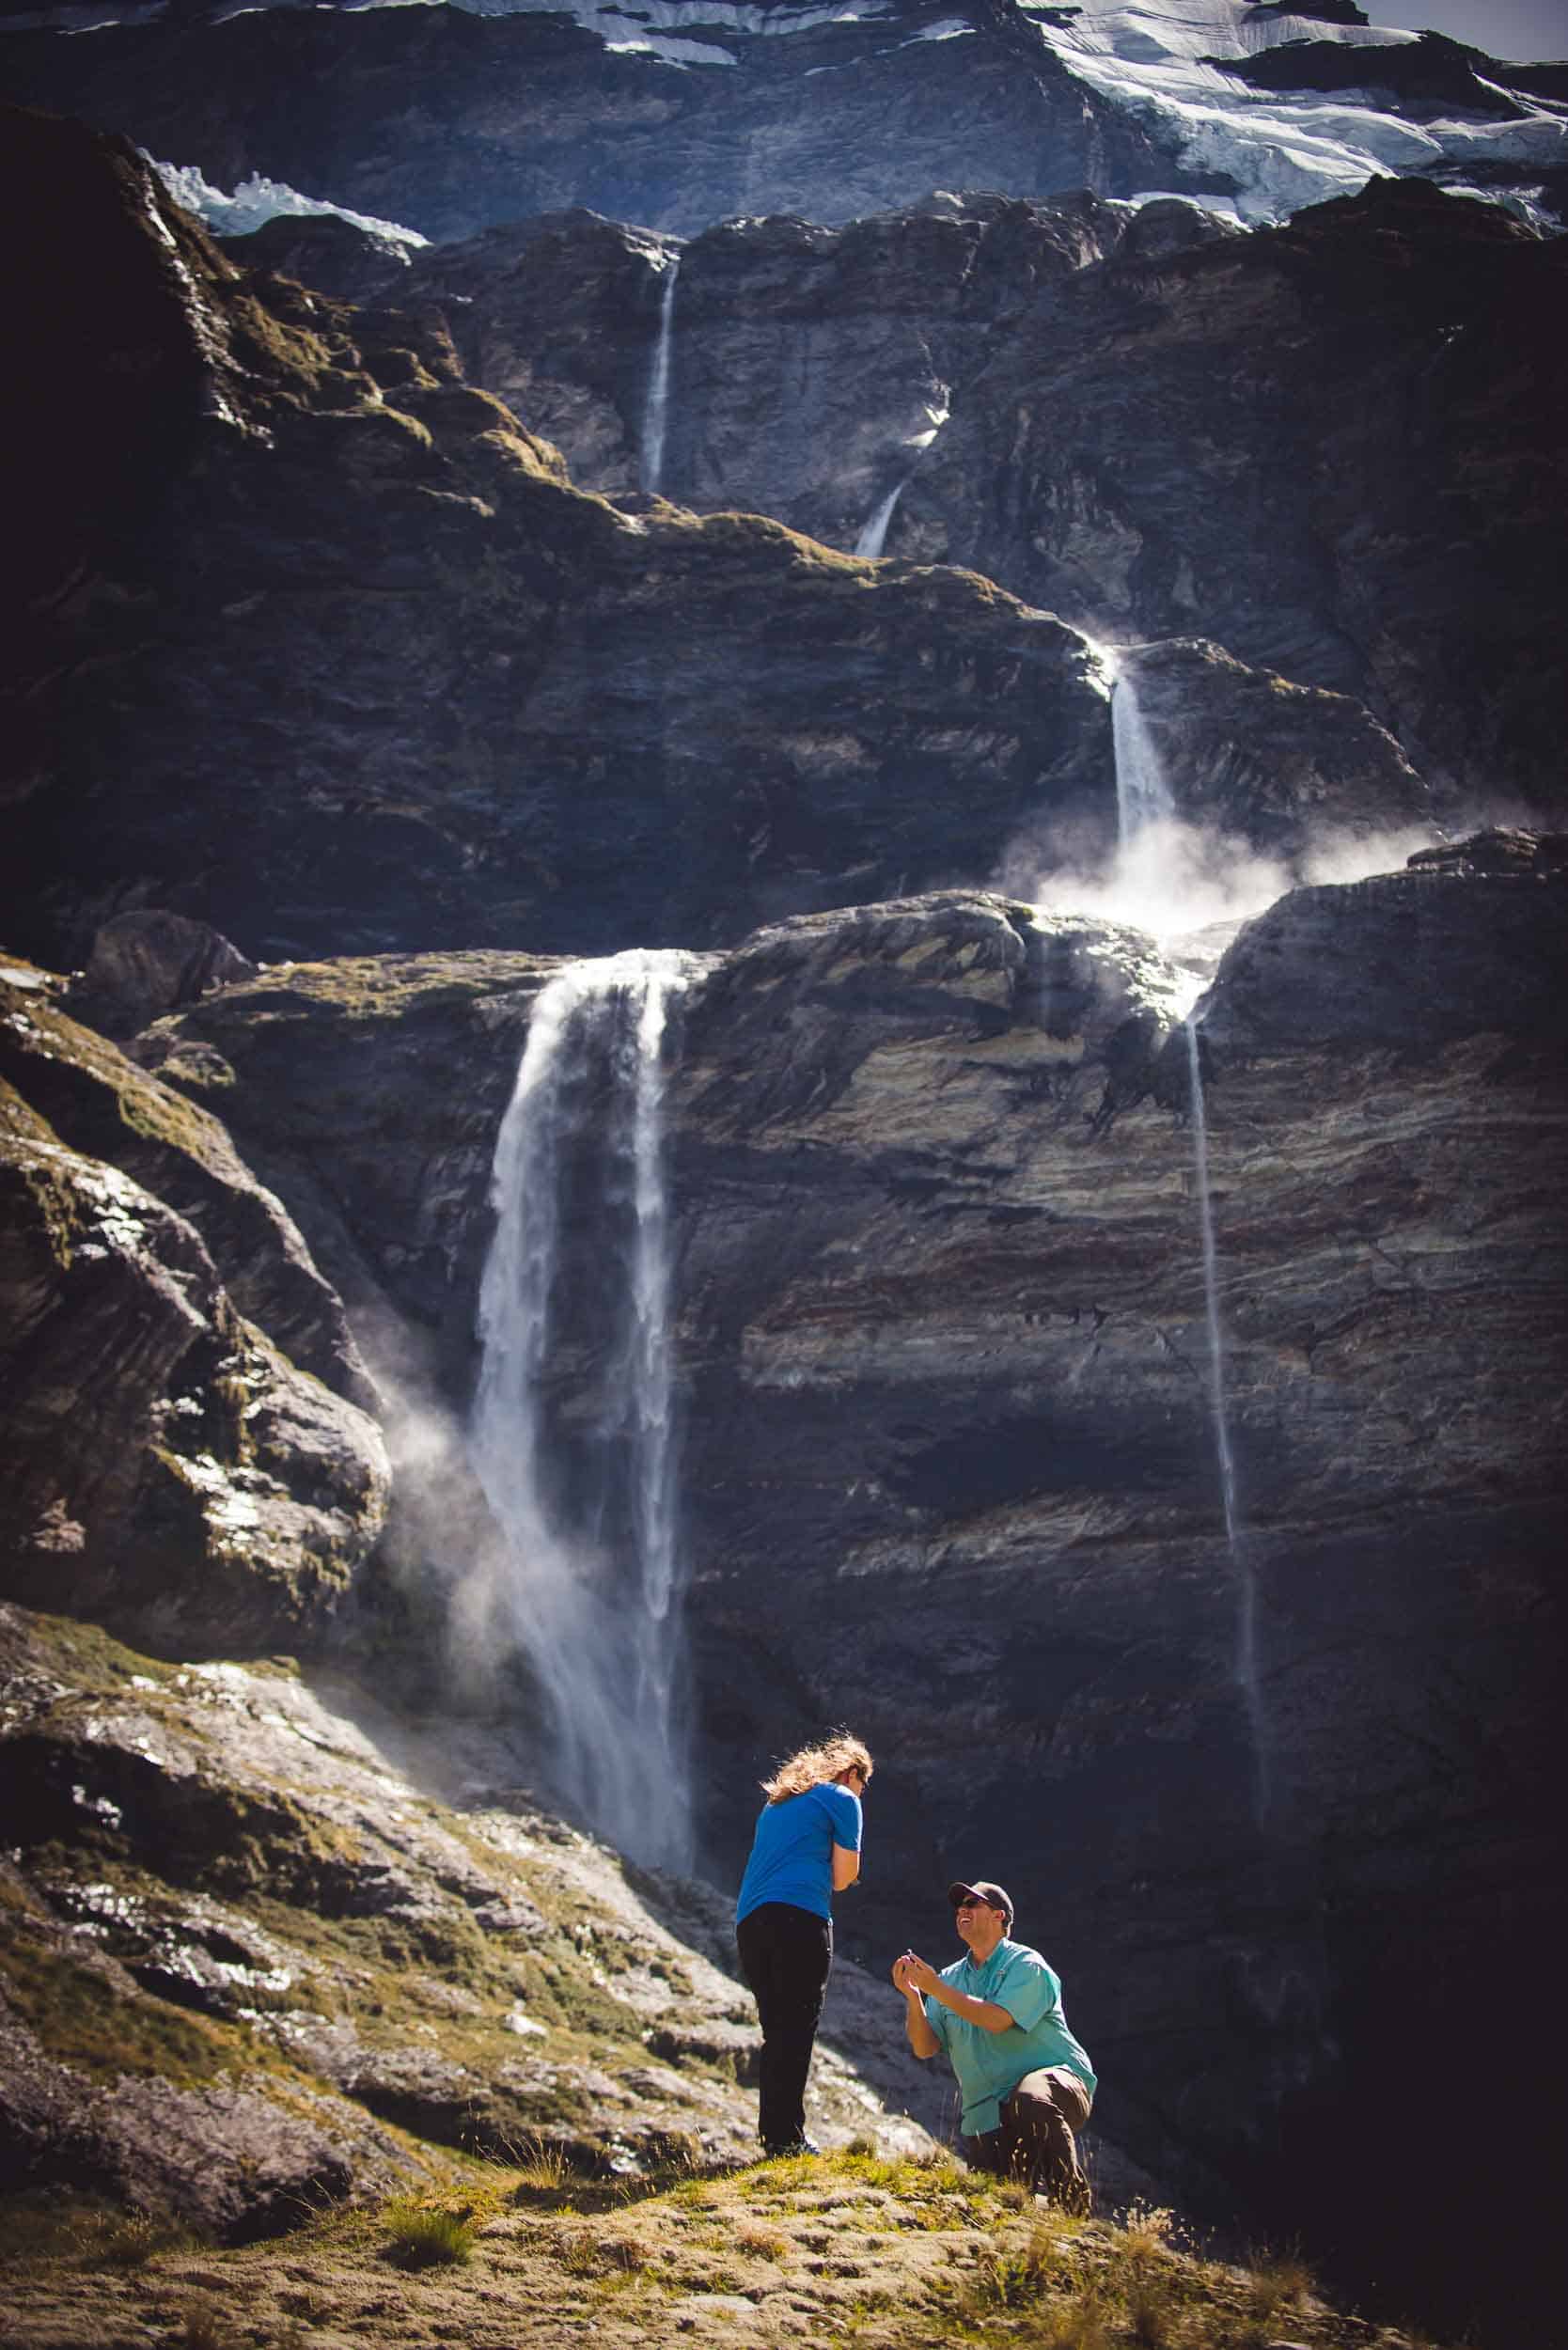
[892,1878,1095,2205]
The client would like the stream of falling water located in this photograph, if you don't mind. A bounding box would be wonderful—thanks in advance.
[855,478,906,558]
[1184,1015,1270,1825]
[470,949,697,1871]
[1110,669,1176,849]
[641,255,680,497]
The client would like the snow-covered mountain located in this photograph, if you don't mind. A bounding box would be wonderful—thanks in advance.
[1027,0,1567,220]
[5,0,1564,240]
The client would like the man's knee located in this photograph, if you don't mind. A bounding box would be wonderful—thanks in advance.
[1014,2066,1092,2135]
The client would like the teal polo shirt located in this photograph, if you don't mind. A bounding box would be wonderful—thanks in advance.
[924,1938,1096,2137]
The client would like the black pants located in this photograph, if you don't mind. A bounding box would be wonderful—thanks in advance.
[735,1901,833,2152]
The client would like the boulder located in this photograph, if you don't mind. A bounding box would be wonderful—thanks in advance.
[67,910,259,1040]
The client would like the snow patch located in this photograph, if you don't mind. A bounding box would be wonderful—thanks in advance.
[151,157,430,250]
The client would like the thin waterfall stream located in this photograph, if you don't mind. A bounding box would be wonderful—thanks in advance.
[469,948,698,1871]
[641,254,680,497]
[855,478,906,558]
[1185,1014,1270,1824]
[1110,668,1176,850]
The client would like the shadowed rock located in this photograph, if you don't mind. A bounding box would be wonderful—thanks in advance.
[68,910,259,1041]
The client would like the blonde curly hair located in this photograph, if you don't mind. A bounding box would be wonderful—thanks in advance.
[761,1731,872,1805]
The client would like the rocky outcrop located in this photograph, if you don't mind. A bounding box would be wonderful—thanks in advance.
[1104,637,1430,855]
[0,964,388,1656]
[8,829,1565,2331]
[3,110,1117,973]
[899,176,1568,813]
[1219,29,1529,115]
[390,192,1156,541]
[1,963,368,1400]
[310,178,1561,826]
[66,912,259,1042]
[0,1604,944,2230]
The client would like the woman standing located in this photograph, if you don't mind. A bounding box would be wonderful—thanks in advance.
[734,1731,872,2156]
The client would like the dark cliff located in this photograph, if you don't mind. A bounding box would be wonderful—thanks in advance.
[2,36,1565,2349]
[3,110,1117,972]
[0,0,1184,242]
[104,850,1567,2336]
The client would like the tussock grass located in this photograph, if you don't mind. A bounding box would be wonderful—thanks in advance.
[0,2191,204,2269]
[508,2134,574,2197]
[1247,2246,1315,2317]
[383,2199,476,2268]
[169,2295,234,2350]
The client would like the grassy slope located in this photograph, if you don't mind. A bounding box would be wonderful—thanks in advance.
[0,2147,1450,2350]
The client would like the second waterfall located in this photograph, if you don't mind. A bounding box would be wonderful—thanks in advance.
[470,950,698,1872]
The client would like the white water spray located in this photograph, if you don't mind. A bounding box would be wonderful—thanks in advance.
[641,254,680,497]
[1184,1015,1270,1825]
[470,949,698,1870]
[855,478,906,559]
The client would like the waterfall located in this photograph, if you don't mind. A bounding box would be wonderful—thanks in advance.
[855,478,906,559]
[470,948,698,1871]
[641,255,680,497]
[1184,1015,1270,1825]
[1110,671,1176,849]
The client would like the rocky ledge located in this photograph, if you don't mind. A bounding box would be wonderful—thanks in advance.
[0,1603,956,2242]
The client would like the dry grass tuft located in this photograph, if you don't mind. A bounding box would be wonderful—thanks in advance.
[510,2136,573,2197]
[384,2200,476,2268]
[1247,2247,1314,2316]
[733,2217,789,2260]
[170,2295,234,2350]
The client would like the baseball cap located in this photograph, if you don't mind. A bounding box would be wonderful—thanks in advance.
[948,1878,1014,1929]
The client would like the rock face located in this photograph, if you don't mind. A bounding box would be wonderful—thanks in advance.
[662,860,1565,2333]
[897,177,1568,812]
[387,192,1156,540]
[0,1,1183,243]
[264,178,1562,825]
[4,0,1562,243]
[3,110,1119,973]
[1,963,388,1656]
[2,39,1565,2350]
[120,846,1568,2335]
[68,911,259,1042]
[0,1605,946,2232]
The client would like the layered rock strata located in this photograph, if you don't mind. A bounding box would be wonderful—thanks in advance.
[6,838,1563,2331]
[910,177,1567,809]
[0,963,388,1656]
[284,178,1563,823]
[2,110,1117,973]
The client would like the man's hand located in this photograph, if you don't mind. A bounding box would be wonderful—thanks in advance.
[892,1950,942,2059]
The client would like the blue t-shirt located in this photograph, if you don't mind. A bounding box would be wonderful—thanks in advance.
[924,1938,1096,2136]
[735,1781,862,1926]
